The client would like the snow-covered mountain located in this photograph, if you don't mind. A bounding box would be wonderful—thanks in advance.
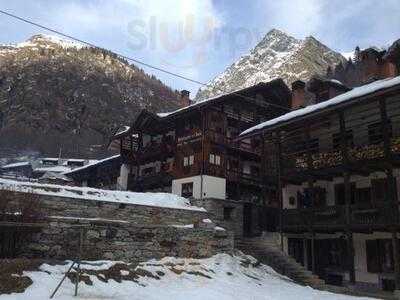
[195,29,346,100]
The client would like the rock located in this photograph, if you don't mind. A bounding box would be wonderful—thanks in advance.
[28,243,50,252]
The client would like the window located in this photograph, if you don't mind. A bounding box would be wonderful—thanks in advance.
[371,178,396,202]
[183,155,195,167]
[334,183,356,205]
[366,239,394,273]
[298,187,326,208]
[223,207,234,220]
[209,153,221,165]
[181,182,194,198]
[250,166,260,176]
[215,155,221,166]
[332,130,354,150]
[142,167,155,176]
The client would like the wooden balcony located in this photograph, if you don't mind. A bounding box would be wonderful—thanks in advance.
[127,172,173,191]
[283,137,400,175]
[282,202,399,232]
[226,169,262,186]
[206,130,261,156]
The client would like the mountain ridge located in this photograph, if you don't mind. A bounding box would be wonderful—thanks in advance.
[195,29,346,101]
[0,34,180,158]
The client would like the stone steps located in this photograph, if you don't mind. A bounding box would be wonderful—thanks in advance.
[236,236,327,290]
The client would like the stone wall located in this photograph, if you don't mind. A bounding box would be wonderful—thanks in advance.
[191,198,245,237]
[191,198,272,238]
[23,217,233,262]
[4,192,209,226]
[1,191,234,261]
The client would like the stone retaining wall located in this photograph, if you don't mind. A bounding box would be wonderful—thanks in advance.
[23,217,233,262]
[1,191,234,261]
[4,192,209,226]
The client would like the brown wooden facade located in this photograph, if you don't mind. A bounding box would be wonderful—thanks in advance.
[110,79,291,203]
[240,76,400,289]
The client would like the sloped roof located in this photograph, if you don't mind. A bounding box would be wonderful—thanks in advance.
[240,75,400,138]
[113,78,291,140]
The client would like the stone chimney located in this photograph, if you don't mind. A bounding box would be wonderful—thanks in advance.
[180,90,191,108]
[291,80,306,109]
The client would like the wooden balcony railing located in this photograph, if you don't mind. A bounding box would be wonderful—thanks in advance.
[282,202,399,230]
[226,169,262,185]
[127,172,172,190]
[283,137,400,172]
[206,130,261,154]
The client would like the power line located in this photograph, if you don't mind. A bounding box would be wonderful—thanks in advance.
[0,9,291,112]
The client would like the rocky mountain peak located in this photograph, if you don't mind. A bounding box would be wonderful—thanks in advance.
[195,29,345,101]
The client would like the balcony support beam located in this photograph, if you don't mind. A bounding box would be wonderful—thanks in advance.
[276,132,284,251]
[339,111,356,285]
[380,98,400,290]
[305,125,316,274]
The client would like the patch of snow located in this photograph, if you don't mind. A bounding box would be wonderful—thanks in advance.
[0,253,371,300]
[241,75,400,137]
[1,161,31,169]
[35,165,72,173]
[214,226,226,231]
[114,126,131,136]
[172,224,194,229]
[0,177,205,212]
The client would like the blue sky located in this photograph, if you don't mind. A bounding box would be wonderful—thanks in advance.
[0,0,399,96]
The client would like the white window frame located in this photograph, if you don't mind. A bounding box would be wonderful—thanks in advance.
[189,155,194,166]
[183,156,189,167]
[209,153,215,164]
[209,153,221,165]
[215,155,221,166]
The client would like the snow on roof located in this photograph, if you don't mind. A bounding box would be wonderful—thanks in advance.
[63,154,120,175]
[157,80,283,119]
[156,92,228,118]
[40,171,73,182]
[67,159,85,162]
[0,178,205,212]
[1,161,31,169]
[240,76,400,137]
[42,158,60,162]
[34,165,72,173]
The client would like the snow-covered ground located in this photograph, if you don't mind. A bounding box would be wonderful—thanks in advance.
[0,253,373,300]
[0,178,205,212]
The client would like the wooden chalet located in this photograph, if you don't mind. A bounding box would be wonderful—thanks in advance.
[239,74,400,291]
[64,155,122,188]
[110,79,291,206]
